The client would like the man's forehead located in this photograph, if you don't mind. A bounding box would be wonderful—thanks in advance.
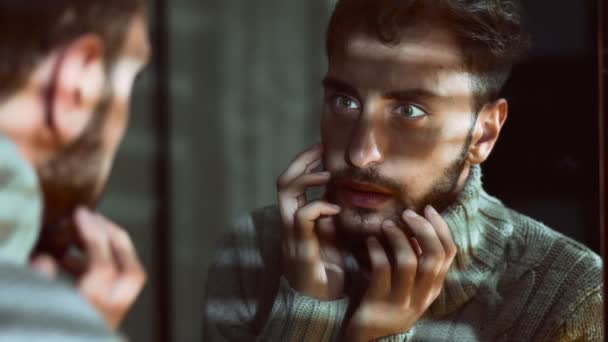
[343,27,463,68]
[328,31,473,98]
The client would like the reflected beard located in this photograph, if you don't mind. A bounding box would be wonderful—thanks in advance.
[328,130,473,240]
[35,97,111,256]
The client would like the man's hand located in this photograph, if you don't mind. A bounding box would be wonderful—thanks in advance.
[277,144,345,300]
[31,207,146,330]
[343,206,457,342]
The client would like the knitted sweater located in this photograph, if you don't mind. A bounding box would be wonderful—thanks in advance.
[0,132,119,341]
[203,165,603,341]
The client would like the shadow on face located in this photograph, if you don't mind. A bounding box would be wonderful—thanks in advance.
[321,25,480,238]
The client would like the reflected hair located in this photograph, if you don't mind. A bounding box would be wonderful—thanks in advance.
[326,0,530,112]
[0,0,145,100]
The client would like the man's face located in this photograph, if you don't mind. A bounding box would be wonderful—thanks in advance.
[322,24,477,238]
[38,14,150,240]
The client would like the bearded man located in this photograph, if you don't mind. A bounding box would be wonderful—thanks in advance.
[0,1,150,340]
[204,1,602,341]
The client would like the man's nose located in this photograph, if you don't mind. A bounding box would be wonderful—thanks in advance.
[346,115,384,169]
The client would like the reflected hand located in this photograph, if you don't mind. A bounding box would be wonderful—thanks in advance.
[342,206,457,342]
[277,144,345,300]
[31,207,146,330]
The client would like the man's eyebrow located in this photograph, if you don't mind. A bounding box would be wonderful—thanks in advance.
[322,77,359,97]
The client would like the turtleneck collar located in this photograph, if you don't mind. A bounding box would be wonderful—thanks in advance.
[343,165,514,317]
[0,132,42,265]
[428,164,514,317]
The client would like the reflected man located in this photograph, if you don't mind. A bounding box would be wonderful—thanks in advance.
[0,0,149,339]
[204,1,602,341]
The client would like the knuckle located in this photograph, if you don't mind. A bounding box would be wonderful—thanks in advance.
[428,250,445,264]
[397,255,417,273]
[431,285,443,300]
[127,269,147,285]
[374,260,391,274]
[419,260,439,275]
[449,245,458,258]
[295,207,307,223]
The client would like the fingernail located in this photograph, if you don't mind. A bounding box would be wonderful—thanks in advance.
[426,205,438,216]
[404,209,418,218]
[319,171,331,177]
[331,204,341,211]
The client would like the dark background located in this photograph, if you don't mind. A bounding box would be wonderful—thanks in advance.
[97,1,601,341]
[484,0,599,252]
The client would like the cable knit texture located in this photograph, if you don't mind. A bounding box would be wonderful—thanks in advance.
[204,165,603,341]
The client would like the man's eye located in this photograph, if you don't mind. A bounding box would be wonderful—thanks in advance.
[393,104,426,119]
[332,96,360,112]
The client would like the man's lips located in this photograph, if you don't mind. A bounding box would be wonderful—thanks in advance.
[338,181,394,208]
[342,181,393,195]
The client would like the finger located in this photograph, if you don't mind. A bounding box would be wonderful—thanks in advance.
[409,237,423,257]
[402,210,445,287]
[97,216,147,308]
[30,254,58,280]
[295,200,341,241]
[96,215,143,273]
[304,158,323,174]
[381,221,417,303]
[402,210,445,259]
[108,274,145,314]
[316,216,338,243]
[74,207,112,267]
[292,171,331,214]
[287,201,340,266]
[278,172,331,231]
[316,216,344,270]
[276,144,323,189]
[365,236,391,300]
[281,172,331,198]
[424,206,457,270]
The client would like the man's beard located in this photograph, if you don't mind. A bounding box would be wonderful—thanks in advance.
[326,125,474,239]
[34,96,111,256]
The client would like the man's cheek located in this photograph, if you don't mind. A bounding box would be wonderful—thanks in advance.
[388,125,447,161]
[321,112,355,167]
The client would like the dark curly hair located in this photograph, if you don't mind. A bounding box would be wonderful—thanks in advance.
[326,0,530,112]
[0,0,145,100]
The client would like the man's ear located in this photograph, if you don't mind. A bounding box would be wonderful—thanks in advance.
[46,34,106,146]
[467,98,508,165]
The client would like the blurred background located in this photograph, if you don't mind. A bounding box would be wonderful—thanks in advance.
[97,0,600,341]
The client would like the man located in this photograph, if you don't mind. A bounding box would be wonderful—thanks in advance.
[0,1,149,340]
[204,0,603,341]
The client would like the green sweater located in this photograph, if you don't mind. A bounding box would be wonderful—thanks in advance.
[203,165,603,341]
[0,132,119,341]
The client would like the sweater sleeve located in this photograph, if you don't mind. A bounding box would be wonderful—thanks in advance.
[548,288,603,342]
[0,263,120,342]
[257,277,349,341]
[203,211,350,342]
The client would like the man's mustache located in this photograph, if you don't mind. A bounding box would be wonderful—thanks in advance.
[328,168,404,198]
